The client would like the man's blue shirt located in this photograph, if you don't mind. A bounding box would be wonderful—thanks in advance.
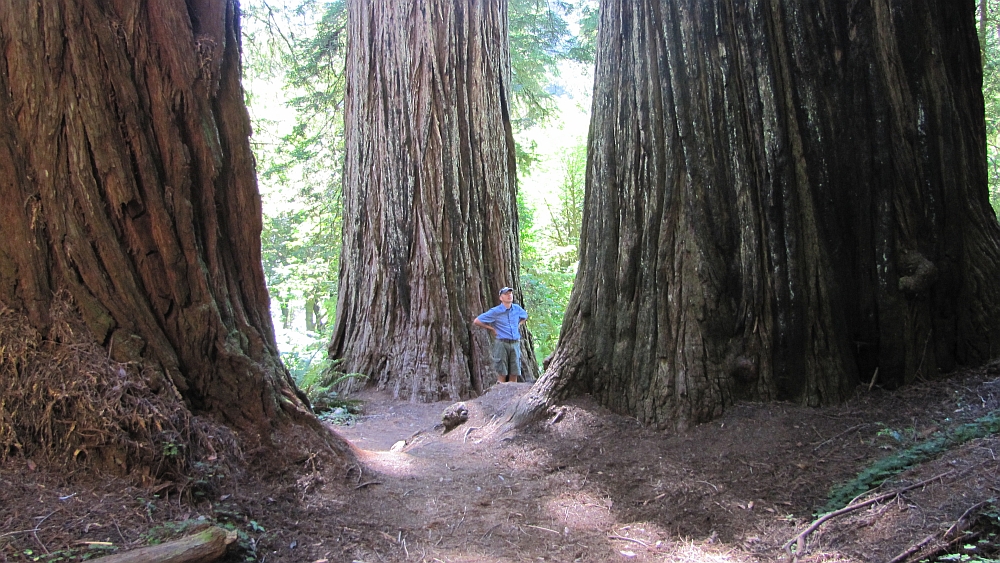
[476,304,527,340]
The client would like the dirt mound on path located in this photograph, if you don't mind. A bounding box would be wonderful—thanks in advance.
[3,371,999,562]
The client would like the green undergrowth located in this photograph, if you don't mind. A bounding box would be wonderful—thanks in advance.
[305,363,366,425]
[924,500,1000,563]
[284,350,366,424]
[16,544,116,562]
[822,410,1000,514]
[143,512,267,562]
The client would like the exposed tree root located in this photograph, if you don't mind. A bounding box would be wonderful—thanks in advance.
[493,389,553,434]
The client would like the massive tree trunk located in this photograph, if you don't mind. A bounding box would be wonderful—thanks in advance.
[0,0,330,470]
[328,0,537,402]
[511,0,1000,431]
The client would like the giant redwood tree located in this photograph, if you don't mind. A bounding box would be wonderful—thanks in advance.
[510,0,1000,431]
[328,0,537,401]
[0,0,338,472]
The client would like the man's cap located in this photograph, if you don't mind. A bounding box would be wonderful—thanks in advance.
[499,287,513,296]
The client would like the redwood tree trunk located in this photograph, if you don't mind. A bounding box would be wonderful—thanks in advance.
[0,0,318,452]
[328,0,537,401]
[513,0,1000,431]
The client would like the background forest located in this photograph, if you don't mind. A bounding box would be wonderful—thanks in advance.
[244,0,1000,398]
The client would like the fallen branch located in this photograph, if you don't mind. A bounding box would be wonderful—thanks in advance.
[0,510,64,554]
[94,526,236,563]
[463,426,479,443]
[812,423,871,453]
[526,525,561,535]
[943,500,989,539]
[608,535,650,548]
[888,500,991,563]
[886,532,939,563]
[783,471,952,562]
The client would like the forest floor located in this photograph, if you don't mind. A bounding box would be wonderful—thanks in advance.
[3,366,1000,563]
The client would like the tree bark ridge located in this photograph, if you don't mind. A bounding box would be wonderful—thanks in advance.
[330,0,536,402]
[514,0,1000,431]
[0,0,317,451]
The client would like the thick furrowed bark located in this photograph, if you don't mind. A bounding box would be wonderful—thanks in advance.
[0,0,321,449]
[329,0,536,402]
[510,0,1000,432]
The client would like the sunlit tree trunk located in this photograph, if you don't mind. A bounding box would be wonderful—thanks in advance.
[508,0,1000,431]
[329,0,537,401]
[0,0,330,455]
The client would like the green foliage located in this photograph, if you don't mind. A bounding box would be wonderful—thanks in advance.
[934,555,1000,563]
[242,1,345,345]
[262,204,340,334]
[281,340,365,423]
[542,143,586,269]
[509,1,587,126]
[142,518,208,545]
[218,520,266,562]
[518,140,586,362]
[304,362,366,425]
[508,0,597,172]
[142,516,266,563]
[982,1,1000,215]
[520,195,573,362]
[925,503,1000,563]
[18,544,116,562]
[823,410,1000,513]
[161,440,182,459]
[521,264,574,363]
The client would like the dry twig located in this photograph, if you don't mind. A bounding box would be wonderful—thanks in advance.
[943,500,989,538]
[887,533,940,563]
[782,471,952,562]
[463,426,479,443]
[812,423,871,453]
[608,535,651,548]
[889,500,995,563]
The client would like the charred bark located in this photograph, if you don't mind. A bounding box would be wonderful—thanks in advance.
[512,0,1000,431]
[0,0,329,457]
[329,0,537,402]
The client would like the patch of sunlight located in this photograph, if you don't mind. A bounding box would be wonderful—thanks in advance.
[356,450,419,476]
[545,491,614,531]
[653,536,760,563]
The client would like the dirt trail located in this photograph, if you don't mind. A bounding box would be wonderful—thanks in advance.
[2,371,998,563]
[317,372,1000,563]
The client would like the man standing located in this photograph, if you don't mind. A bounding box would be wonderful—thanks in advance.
[473,287,528,384]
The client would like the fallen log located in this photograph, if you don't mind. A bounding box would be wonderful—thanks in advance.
[95,526,237,563]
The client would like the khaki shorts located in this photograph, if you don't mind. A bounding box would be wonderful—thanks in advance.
[492,339,521,376]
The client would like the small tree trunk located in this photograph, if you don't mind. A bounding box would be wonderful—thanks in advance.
[305,298,317,332]
[328,0,537,401]
[280,301,292,329]
[509,0,1000,431]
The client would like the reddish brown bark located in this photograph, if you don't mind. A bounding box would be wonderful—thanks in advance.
[508,0,1000,431]
[328,0,537,402]
[0,0,318,446]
